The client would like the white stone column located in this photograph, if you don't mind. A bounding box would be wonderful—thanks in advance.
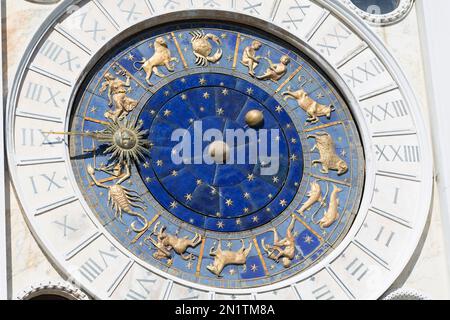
[417,0,450,275]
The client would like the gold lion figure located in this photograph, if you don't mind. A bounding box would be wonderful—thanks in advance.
[100,73,138,122]
[134,37,178,86]
[262,218,296,268]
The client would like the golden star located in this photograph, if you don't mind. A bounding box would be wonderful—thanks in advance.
[170,201,178,209]
[247,174,255,182]
[199,77,207,85]
[243,192,251,199]
[275,105,283,113]
[222,88,229,95]
[185,193,192,201]
[156,160,163,167]
[171,170,178,177]
[217,221,224,229]
[164,109,172,117]
[226,199,233,207]
[272,176,279,183]
[280,199,287,207]
[203,92,210,99]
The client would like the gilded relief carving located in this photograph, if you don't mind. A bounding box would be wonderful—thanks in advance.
[308,132,348,175]
[134,37,179,86]
[318,185,342,229]
[99,73,138,122]
[256,55,290,82]
[241,40,262,77]
[87,162,148,233]
[283,88,335,124]
[207,240,252,277]
[297,181,323,217]
[147,222,202,264]
[261,218,296,268]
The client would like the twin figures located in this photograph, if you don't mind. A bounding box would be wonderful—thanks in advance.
[241,40,291,82]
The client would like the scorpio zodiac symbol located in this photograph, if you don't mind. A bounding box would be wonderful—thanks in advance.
[190,30,223,67]
[87,161,148,233]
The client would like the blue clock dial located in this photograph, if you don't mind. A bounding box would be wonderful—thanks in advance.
[69,22,365,289]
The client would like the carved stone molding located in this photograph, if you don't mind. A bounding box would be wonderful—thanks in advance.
[382,288,432,300]
[16,281,90,300]
[342,0,415,26]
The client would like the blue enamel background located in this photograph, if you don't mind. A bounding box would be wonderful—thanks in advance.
[69,22,365,289]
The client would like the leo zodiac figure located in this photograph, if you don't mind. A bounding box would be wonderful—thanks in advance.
[99,73,138,122]
[134,37,178,86]
[261,218,296,268]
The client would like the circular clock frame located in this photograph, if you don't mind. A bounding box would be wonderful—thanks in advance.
[6,0,432,300]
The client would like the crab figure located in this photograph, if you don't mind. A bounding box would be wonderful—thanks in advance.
[190,30,223,67]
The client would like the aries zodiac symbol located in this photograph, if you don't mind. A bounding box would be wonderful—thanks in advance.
[207,240,252,277]
[283,88,335,125]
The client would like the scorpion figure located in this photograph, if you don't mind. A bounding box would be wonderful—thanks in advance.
[87,162,148,233]
[190,30,223,67]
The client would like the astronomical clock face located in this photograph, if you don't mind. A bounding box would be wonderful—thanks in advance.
[7,0,432,300]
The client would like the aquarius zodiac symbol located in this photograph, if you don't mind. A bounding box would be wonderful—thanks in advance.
[261,218,296,268]
[99,72,138,122]
[87,161,148,233]
[283,87,335,124]
[190,30,223,67]
[146,222,202,265]
[308,132,348,175]
[207,240,252,277]
[134,37,179,86]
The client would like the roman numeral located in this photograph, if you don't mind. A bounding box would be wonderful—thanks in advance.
[53,215,78,237]
[25,82,63,108]
[312,284,335,300]
[282,0,311,30]
[29,172,66,194]
[374,226,395,248]
[72,12,106,42]
[316,23,351,56]
[125,276,157,300]
[163,0,180,9]
[345,258,369,281]
[375,145,420,163]
[364,99,408,123]
[21,129,61,147]
[116,0,142,23]
[79,248,118,283]
[40,39,80,72]
[344,58,385,88]
[243,0,262,15]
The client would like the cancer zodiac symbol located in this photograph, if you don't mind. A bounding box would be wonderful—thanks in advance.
[190,30,223,67]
